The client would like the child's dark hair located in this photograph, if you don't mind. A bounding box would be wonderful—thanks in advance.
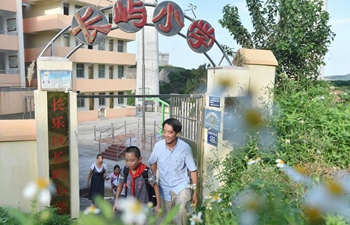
[126,146,141,158]
[113,164,120,170]
[162,118,182,133]
[96,153,103,159]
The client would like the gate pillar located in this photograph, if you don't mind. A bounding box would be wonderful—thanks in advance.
[201,49,277,196]
[35,57,79,218]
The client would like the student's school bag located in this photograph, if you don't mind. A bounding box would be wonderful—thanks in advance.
[123,166,157,207]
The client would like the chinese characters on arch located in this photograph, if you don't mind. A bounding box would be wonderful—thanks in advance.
[71,0,215,53]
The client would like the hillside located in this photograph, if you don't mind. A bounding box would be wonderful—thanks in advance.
[324,73,350,80]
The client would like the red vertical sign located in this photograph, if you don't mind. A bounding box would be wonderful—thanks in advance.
[47,92,70,215]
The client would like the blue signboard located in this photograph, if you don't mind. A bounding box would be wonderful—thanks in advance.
[205,109,221,132]
[207,130,218,146]
[209,96,220,108]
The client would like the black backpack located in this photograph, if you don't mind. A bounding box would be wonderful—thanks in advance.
[123,166,157,207]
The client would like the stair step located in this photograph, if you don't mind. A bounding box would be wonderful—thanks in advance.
[102,145,126,161]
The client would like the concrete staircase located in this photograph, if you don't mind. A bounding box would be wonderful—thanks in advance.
[101,144,126,161]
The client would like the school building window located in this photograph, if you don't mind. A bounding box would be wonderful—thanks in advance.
[117,40,124,52]
[108,13,112,24]
[77,98,85,108]
[99,93,106,106]
[75,5,82,12]
[64,3,69,15]
[63,33,70,47]
[76,63,84,78]
[118,66,124,78]
[98,65,105,78]
[109,39,113,51]
[98,40,105,50]
[118,92,124,104]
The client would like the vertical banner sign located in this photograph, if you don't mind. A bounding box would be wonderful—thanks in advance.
[47,92,70,215]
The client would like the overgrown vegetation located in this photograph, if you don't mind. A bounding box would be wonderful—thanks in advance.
[202,76,350,224]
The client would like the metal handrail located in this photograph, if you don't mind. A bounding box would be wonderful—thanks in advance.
[94,120,163,156]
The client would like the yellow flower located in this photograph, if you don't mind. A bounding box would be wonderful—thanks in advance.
[245,109,263,127]
[305,207,324,224]
[83,205,100,215]
[326,180,344,196]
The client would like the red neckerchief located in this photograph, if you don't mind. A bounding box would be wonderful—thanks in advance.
[130,163,146,196]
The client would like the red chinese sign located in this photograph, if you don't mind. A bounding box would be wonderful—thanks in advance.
[113,0,147,33]
[152,1,184,36]
[187,20,215,53]
[47,92,70,215]
[72,6,112,45]
[71,1,216,54]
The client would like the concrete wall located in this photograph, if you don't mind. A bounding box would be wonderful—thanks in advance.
[77,110,98,122]
[106,107,136,119]
[0,120,38,212]
[0,91,34,115]
[0,74,21,87]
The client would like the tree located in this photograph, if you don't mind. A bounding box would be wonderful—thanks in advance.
[184,64,208,94]
[219,0,335,80]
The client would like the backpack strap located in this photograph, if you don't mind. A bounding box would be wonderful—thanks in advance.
[142,167,149,180]
[123,166,129,177]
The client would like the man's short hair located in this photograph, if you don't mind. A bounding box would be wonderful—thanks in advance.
[162,118,182,133]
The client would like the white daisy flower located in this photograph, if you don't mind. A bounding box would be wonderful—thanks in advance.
[276,159,284,168]
[118,196,147,224]
[247,159,256,166]
[205,202,212,210]
[190,211,203,225]
[23,178,55,205]
[212,194,222,203]
[280,165,312,185]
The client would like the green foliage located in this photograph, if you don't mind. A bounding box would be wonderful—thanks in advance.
[184,64,208,94]
[273,78,350,167]
[159,64,208,95]
[0,206,72,225]
[126,90,135,106]
[0,197,177,225]
[219,0,335,80]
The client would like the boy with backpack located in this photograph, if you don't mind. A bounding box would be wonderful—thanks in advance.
[113,146,161,214]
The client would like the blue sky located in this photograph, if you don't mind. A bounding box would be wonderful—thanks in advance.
[129,0,350,76]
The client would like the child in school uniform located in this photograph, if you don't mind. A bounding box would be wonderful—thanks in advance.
[112,146,161,214]
[109,164,121,197]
